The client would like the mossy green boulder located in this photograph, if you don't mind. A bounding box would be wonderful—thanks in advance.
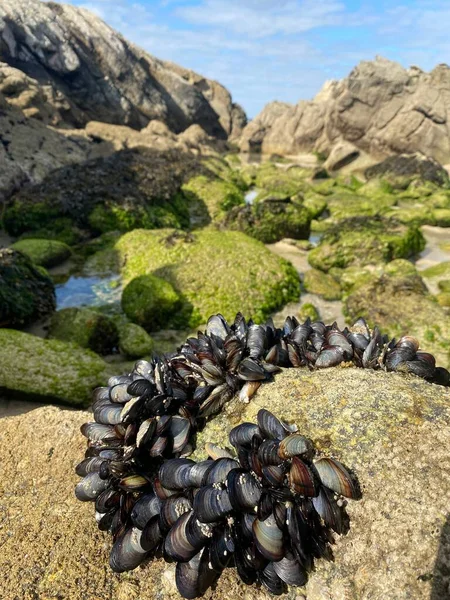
[344,259,450,368]
[434,208,450,227]
[121,274,182,331]
[12,239,72,268]
[298,302,320,322]
[182,175,244,226]
[438,280,450,293]
[224,197,311,244]
[303,268,341,300]
[0,248,55,327]
[48,308,119,355]
[254,163,310,197]
[308,217,425,272]
[436,292,450,307]
[113,227,300,326]
[118,322,154,358]
[0,329,110,406]
[325,191,396,220]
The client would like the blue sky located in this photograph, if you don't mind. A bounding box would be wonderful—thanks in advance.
[59,0,450,117]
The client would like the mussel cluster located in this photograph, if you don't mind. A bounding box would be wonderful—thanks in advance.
[150,409,360,597]
[75,312,449,598]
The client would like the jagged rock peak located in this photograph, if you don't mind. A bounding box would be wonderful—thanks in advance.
[0,0,246,138]
[240,56,450,164]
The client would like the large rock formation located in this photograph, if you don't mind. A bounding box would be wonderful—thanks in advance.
[0,0,246,138]
[0,90,98,203]
[240,57,450,165]
[0,367,449,599]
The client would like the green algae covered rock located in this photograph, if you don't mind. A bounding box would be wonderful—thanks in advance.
[308,216,425,272]
[11,238,72,268]
[438,280,450,293]
[115,227,300,327]
[117,322,154,358]
[0,248,55,327]
[121,274,182,331]
[344,259,450,367]
[0,329,110,406]
[298,302,320,322]
[224,197,311,243]
[365,153,450,188]
[303,268,341,300]
[254,162,310,197]
[181,175,244,225]
[436,292,450,307]
[48,308,119,355]
[325,191,396,220]
[434,208,450,227]
[302,193,328,219]
[385,205,436,226]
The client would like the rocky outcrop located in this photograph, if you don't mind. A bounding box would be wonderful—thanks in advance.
[3,147,202,242]
[240,57,450,164]
[0,91,99,203]
[0,0,246,137]
[0,367,449,599]
[365,153,450,187]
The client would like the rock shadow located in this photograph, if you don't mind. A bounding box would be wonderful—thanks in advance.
[430,514,450,599]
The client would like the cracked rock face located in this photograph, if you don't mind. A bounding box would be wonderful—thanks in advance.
[240,56,450,164]
[0,0,246,138]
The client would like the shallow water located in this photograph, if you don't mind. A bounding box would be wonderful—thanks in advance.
[416,225,450,271]
[55,274,122,309]
[244,188,259,205]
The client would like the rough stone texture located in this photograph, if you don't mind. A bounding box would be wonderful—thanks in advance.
[240,57,450,164]
[0,91,98,204]
[365,153,450,186]
[0,0,246,137]
[0,61,75,125]
[3,147,201,240]
[0,368,449,599]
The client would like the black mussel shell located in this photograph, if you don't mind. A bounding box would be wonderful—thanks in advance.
[109,527,148,573]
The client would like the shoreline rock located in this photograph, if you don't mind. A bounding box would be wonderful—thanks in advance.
[0,367,449,599]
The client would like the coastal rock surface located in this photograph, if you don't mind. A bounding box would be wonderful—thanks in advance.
[0,368,449,599]
[0,0,246,138]
[240,57,450,164]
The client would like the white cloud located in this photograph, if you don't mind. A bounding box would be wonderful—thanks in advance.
[176,0,347,38]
